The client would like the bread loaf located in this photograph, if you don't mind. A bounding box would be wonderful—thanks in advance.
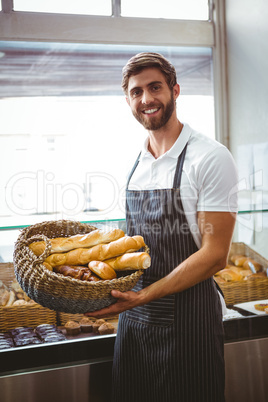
[105,252,151,270]
[244,272,267,280]
[43,262,53,271]
[214,276,227,285]
[242,258,262,272]
[230,255,248,267]
[29,228,125,256]
[218,268,243,282]
[88,261,117,280]
[45,235,145,268]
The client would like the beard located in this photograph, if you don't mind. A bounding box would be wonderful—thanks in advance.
[132,92,175,131]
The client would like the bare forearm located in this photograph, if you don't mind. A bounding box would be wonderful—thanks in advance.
[137,245,227,306]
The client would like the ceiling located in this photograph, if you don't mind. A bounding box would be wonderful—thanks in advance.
[0,42,213,97]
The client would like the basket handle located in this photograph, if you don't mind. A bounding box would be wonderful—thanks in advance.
[22,234,52,266]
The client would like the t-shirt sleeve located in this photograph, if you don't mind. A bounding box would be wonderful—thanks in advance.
[196,146,238,212]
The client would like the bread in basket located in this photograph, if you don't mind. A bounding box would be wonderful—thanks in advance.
[13,220,149,314]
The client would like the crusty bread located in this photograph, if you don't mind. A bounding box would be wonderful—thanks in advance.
[45,235,145,268]
[243,258,262,272]
[29,228,125,256]
[88,261,117,280]
[213,276,227,285]
[245,272,267,280]
[230,254,248,267]
[105,252,151,270]
[218,267,243,282]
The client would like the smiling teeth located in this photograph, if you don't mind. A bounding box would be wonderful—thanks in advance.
[144,108,158,114]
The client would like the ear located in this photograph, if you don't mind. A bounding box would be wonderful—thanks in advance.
[126,96,130,106]
[173,83,180,100]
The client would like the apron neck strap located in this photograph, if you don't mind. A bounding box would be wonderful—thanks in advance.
[126,152,141,189]
[172,144,188,188]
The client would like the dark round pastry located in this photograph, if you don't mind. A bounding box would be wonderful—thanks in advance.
[65,320,81,336]
[79,317,94,333]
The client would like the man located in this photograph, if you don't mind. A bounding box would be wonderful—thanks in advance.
[88,53,238,402]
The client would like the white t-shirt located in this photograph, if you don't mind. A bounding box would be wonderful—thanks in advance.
[128,123,238,249]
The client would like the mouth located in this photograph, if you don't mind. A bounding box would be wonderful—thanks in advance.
[142,107,160,115]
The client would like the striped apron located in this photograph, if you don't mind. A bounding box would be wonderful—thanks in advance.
[112,145,225,402]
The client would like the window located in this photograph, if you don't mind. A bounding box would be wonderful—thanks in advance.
[13,0,209,20]
[121,0,209,20]
[0,41,214,229]
[13,0,112,16]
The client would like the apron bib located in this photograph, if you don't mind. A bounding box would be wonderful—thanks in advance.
[112,145,225,402]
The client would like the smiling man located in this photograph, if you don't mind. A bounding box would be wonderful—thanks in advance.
[87,53,238,402]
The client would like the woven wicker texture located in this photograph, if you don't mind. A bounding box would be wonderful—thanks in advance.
[13,220,145,314]
[219,242,268,305]
[0,262,56,332]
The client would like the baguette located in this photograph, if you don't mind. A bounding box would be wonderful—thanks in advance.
[88,261,117,280]
[105,252,151,271]
[45,235,145,268]
[29,228,125,256]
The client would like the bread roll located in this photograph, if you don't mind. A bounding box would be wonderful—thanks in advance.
[88,261,117,280]
[242,258,262,272]
[239,269,252,279]
[213,276,226,285]
[0,289,10,306]
[13,300,27,306]
[45,235,145,268]
[230,255,248,267]
[29,228,125,256]
[105,252,151,270]
[214,264,233,276]
[244,272,267,280]
[218,268,243,282]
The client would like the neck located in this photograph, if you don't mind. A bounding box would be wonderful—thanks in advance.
[147,118,183,159]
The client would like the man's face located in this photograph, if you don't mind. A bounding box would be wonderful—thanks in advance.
[126,67,178,131]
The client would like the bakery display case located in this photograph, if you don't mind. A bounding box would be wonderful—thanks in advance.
[0,212,267,402]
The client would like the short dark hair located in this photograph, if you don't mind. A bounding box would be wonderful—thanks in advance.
[122,52,177,95]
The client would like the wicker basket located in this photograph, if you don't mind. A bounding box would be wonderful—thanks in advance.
[13,220,145,314]
[0,304,57,333]
[218,242,268,305]
[0,262,56,332]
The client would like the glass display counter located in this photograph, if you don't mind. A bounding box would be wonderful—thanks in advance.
[0,213,267,402]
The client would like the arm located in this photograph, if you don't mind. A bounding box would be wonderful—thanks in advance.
[86,210,236,318]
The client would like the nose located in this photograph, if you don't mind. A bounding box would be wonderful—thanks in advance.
[141,90,154,104]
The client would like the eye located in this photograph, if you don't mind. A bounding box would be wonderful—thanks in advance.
[131,89,141,98]
[151,84,161,92]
